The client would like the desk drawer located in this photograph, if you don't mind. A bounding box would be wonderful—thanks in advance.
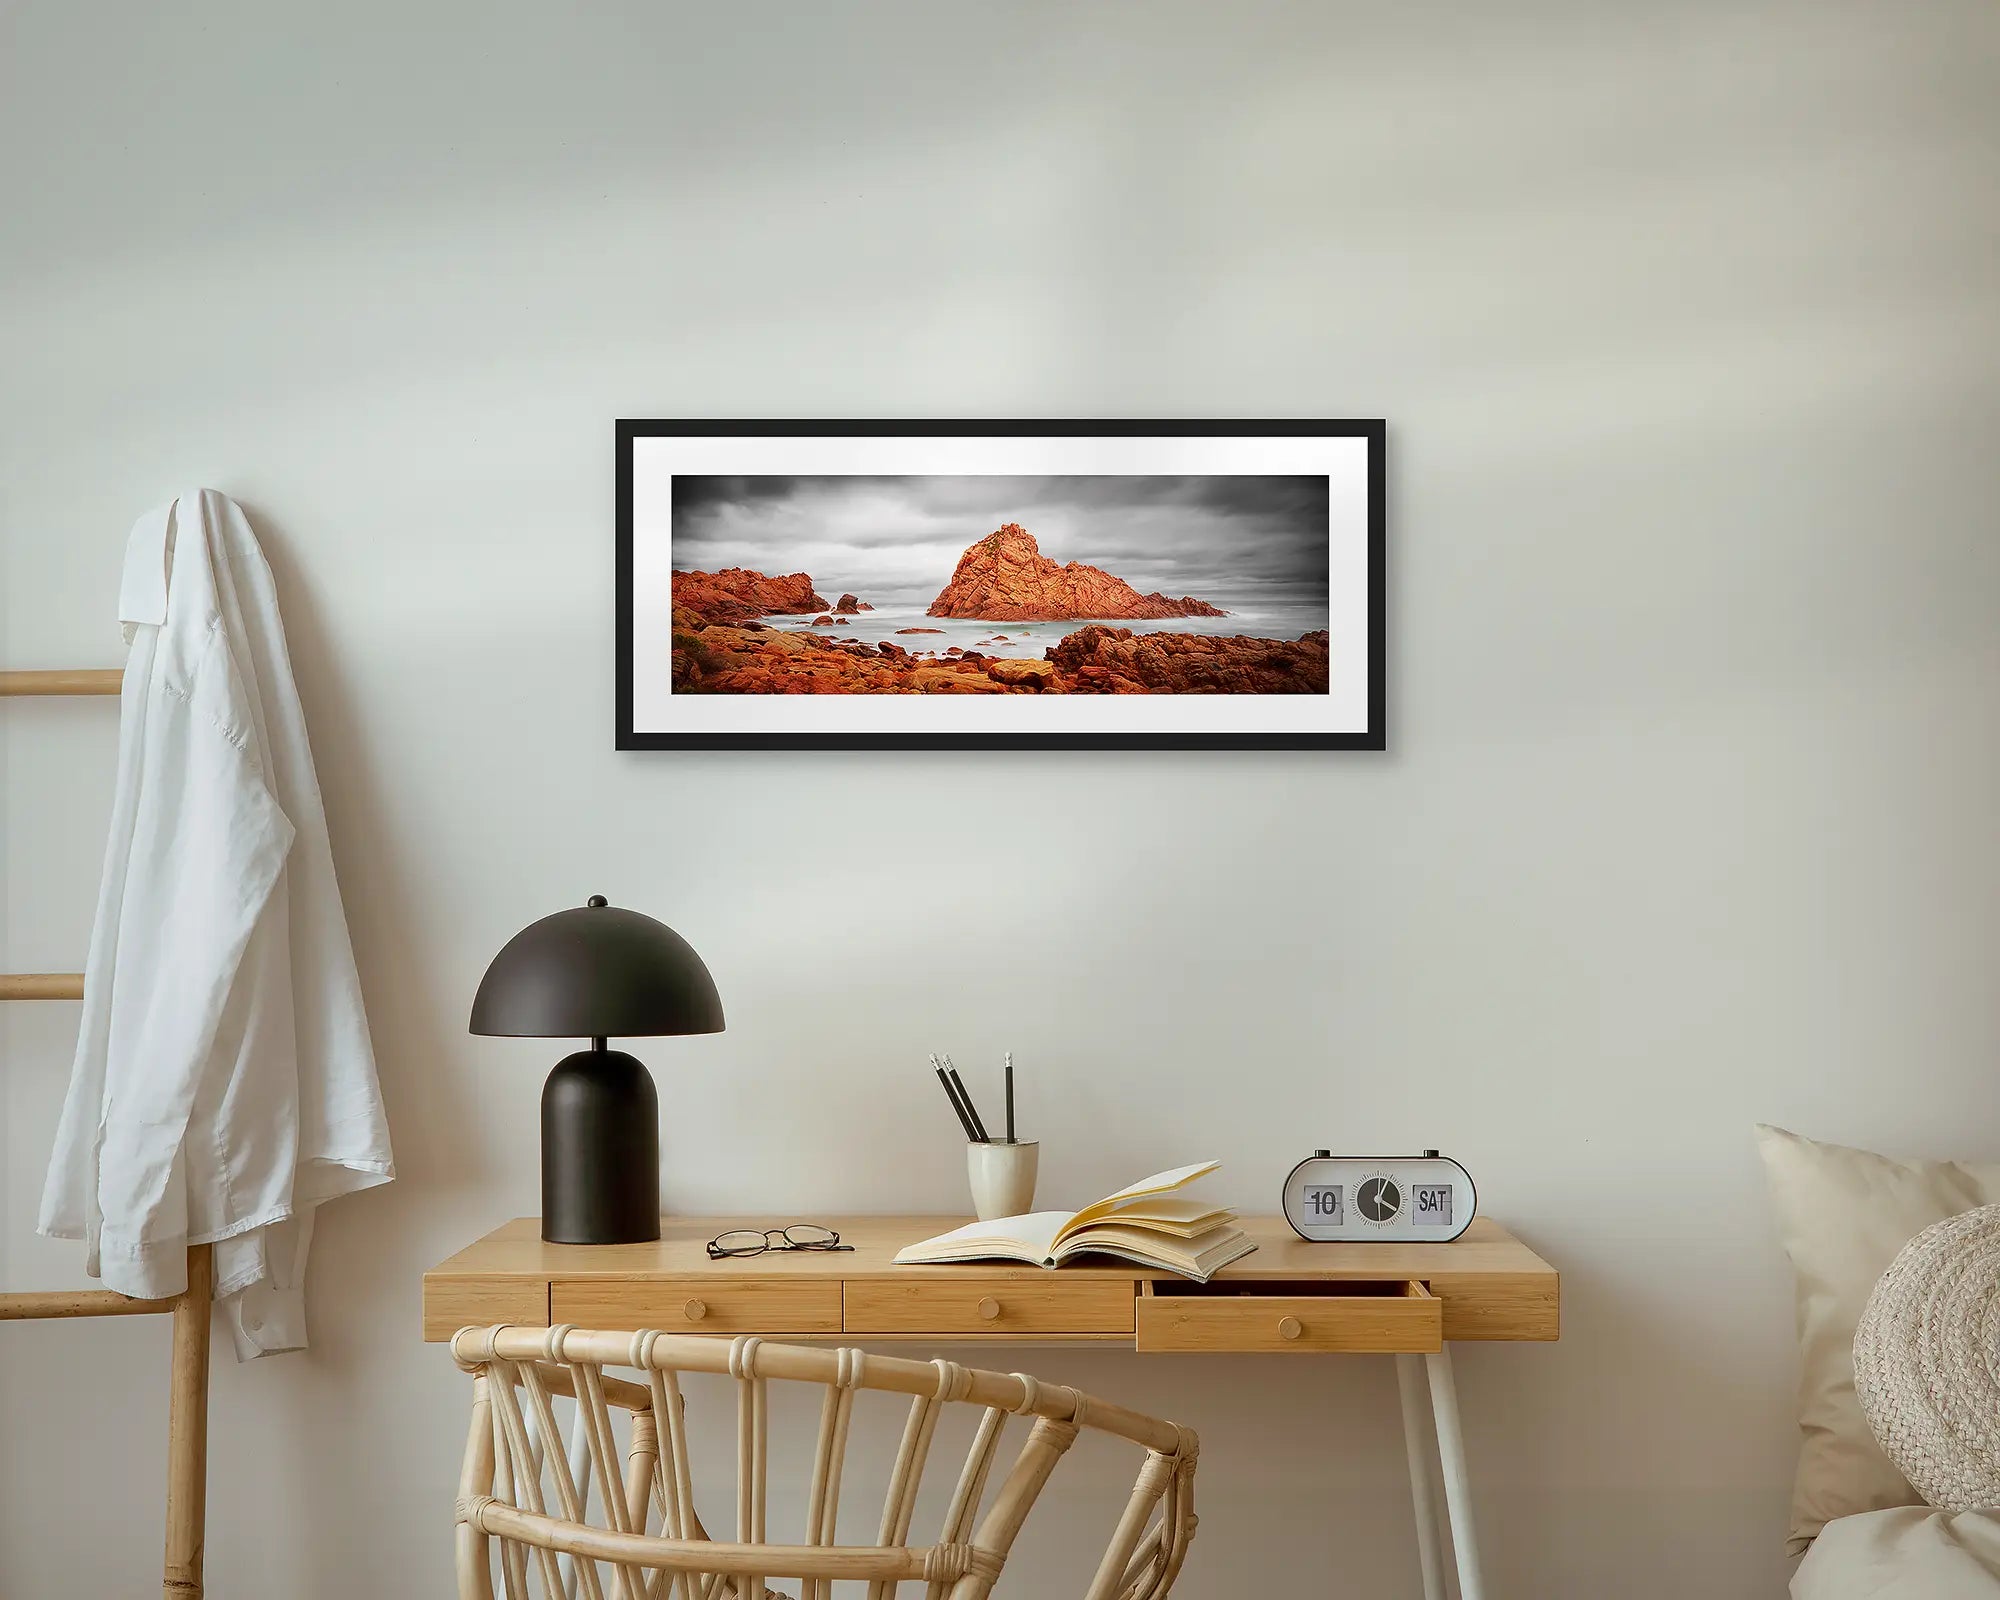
[552,1278,842,1333]
[844,1277,1134,1335]
[423,1278,550,1343]
[1136,1280,1441,1353]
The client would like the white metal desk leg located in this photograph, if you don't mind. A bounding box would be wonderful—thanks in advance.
[1395,1354,1448,1600]
[1425,1346,1486,1600]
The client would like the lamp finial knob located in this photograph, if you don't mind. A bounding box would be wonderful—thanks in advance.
[587,895,608,908]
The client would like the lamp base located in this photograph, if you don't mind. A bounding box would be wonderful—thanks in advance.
[541,1047,661,1244]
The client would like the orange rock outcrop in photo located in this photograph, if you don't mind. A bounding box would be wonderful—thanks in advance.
[672,568,828,625]
[926,525,1226,622]
[1049,626,1327,694]
[670,614,1326,696]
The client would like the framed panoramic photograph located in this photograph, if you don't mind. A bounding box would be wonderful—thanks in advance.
[616,420,1384,750]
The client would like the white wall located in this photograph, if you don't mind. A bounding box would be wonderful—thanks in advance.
[5,2,1999,1594]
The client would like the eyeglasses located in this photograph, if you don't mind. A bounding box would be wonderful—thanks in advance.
[706,1225,855,1260]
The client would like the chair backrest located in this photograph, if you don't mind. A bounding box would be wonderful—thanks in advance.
[451,1324,1199,1600]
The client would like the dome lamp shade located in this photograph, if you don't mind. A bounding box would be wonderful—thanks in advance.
[469,897,724,1040]
[469,896,724,1245]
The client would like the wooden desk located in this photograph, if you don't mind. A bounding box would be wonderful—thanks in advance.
[426,1215,1555,1600]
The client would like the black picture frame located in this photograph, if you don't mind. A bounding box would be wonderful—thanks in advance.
[616,419,1385,751]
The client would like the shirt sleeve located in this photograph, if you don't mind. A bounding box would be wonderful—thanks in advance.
[220,1209,314,1359]
[91,625,296,1297]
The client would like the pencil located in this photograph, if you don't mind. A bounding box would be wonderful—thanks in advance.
[930,1055,979,1142]
[1004,1051,1015,1143]
[947,1069,986,1143]
[943,1055,990,1143]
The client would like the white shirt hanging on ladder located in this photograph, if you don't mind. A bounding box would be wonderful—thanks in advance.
[38,489,395,1359]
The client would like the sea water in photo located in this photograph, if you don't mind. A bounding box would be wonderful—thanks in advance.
[764,602,1328,658]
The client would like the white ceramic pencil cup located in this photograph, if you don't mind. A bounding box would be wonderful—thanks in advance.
[968,1141,1039,1221]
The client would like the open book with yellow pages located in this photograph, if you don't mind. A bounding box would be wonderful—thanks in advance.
[893,1161,1256,1282]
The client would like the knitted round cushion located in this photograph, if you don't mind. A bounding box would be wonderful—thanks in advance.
[1853,1203,2000,1512]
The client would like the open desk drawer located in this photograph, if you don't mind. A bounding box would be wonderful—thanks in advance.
[1136,1279,1441,1353]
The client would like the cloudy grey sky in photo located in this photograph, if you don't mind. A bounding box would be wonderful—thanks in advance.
[670,475,1331,612]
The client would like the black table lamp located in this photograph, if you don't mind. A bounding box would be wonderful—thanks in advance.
[470,895,724,1244]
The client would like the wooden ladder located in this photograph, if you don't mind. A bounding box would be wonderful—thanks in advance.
[0,667,213,1600]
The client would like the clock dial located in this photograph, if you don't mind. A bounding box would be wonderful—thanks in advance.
[1356,1175,1403,1224]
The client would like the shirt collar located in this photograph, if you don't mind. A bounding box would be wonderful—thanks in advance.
[118,497,181,629]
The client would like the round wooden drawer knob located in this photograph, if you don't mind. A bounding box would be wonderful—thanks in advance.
[682,1299,708,1322]
[1278,1316,1303,1341]
[977,1297,1001,1321]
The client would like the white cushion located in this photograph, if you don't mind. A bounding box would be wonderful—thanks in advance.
[1854,1205,2000,1513]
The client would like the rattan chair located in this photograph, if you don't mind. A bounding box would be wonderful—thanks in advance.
[451,1324,1200,1600]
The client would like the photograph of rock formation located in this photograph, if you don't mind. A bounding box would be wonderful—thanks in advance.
[668,476,1332,695]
